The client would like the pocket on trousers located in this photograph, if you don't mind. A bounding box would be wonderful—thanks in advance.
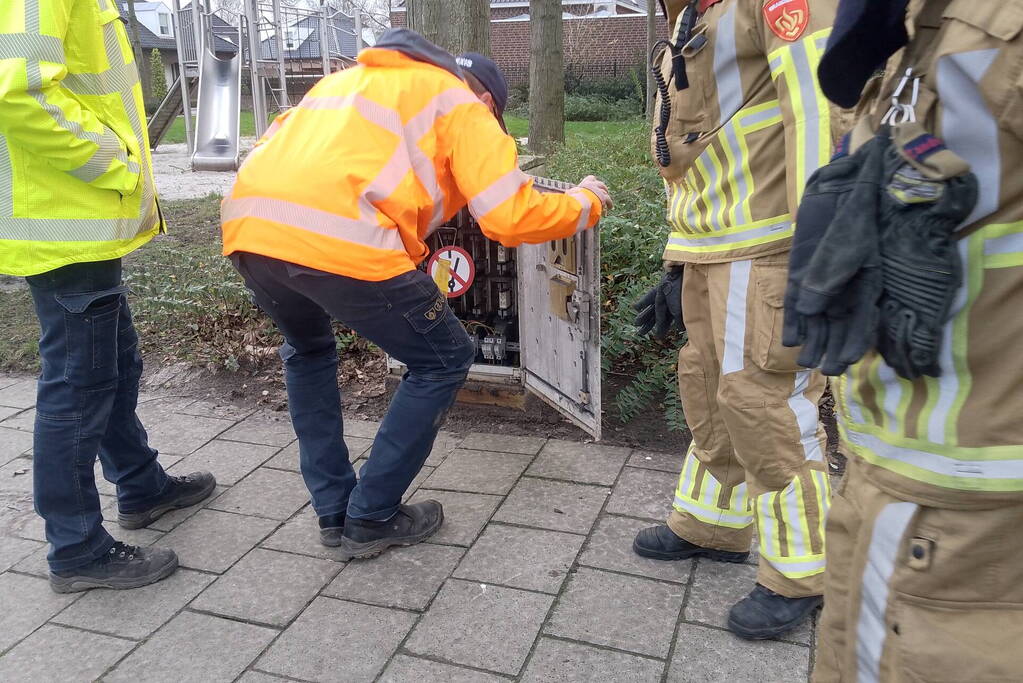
[750,258,803,373]
[55,286,128,388]
[892,597,1023,682]
[403,287,472,370]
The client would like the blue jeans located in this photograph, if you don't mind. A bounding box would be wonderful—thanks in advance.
[26,259,169,571]
[231,252,474,521]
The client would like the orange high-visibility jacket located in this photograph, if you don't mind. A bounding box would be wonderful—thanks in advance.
[221,31,601,281]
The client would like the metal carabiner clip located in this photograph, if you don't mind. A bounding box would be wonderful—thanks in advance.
[881,68,920,125]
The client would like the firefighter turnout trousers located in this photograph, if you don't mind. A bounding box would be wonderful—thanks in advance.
[667,253,831,598]
[813,458,1023,682]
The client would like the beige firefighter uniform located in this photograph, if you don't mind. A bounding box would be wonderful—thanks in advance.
[653,0,839,598]
[815,0,1023,680]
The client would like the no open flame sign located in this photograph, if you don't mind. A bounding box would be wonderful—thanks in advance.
[428,246,476,298]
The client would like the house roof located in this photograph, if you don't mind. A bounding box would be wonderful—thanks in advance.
[394,0,644,9]
[259,13,358,61]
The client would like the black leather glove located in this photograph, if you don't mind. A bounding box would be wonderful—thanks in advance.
[633,266,685,338]
[874,126,977,379]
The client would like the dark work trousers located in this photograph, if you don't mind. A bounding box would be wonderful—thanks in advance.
[25,259,169,572]
[230,252,475,521]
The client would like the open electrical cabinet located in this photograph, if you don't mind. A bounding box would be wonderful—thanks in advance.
[386,175,603,440]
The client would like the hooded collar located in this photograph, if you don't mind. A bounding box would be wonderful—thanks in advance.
[359,29,463,79]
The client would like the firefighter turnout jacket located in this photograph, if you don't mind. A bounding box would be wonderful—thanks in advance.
[222,30,602,282]
[654,0,840,264]
[0,0,162,277]
[833,0,1023,506]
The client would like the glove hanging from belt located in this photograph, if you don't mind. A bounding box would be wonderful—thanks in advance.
[634,266,685,339]
[783,121,978,379]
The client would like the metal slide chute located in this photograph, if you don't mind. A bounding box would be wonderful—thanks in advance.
[190,46,242,171]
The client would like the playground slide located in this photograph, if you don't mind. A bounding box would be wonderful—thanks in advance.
[191,47,242,172]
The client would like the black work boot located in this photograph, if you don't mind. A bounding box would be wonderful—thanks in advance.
[49,541,178,594]
[118,471,217,530]
[633,524,750,563]
[319,513,346,547]
[340,501,444,560]
[727,584,822,640]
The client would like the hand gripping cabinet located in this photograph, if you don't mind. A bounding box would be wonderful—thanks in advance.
[386,175,603,440]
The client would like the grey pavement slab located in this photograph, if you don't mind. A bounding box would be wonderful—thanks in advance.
[403,465,435,502]
[237,672,290,683]
[1,491,45,541]
[53,568,214,640]
[0,379,37,409]
[219,412,296,447]
[526,439,631,486]
[423,449,533,495]
[96,499,170,546]
[666,623,810,682]
[0,624,135,682]
[105,610,277,683]
[0,572,79,653]
[454,523,584,594]
[258,596,416,682]
[424,431,463,467]
[0,535,43,573]
[545,567,684,659]
[606,467,677,521]
[522,637,664,683]
[460,431,546,455]
[0,456,33,493]
[260,506,350,562]
[264,436,373,472]
[408,489,502,546]
[685,560,813,646]
[146,412,235,455]
[192,548,339,627]
[578,515,692,583]
[342,418,381,439]
[629,449,683,473]
[155,509,278,573]
[167,438,279,486]
[325,542,463,610]
[146,485,227,532]
[405,578,554,676]
[0,408,33,432]
[381,654,507,683]
[134,396,200,424]
[493,477,608,534]
[178,398,257,421]
[208,468,309,520]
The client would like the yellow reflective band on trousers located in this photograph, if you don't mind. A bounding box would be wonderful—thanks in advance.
[755,471,830,580]
[837,222,1023,494]
[0,0,160,276]
[672,444,755,529]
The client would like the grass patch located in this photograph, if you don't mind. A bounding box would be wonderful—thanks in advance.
[162,111,260,145]
[504,115,641,145]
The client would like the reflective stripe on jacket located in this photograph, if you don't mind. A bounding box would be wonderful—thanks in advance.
[654,0,839,264]
[837,0,1023,505]
[221,33,601,282]
[0,0,161,277]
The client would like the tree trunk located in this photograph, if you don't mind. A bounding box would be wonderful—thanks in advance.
[446,0,490,55]
[405,0,446,47]
[407,0,489,55]
[125,0,154,108]
[646,0,657,119]
[528,0,564,154]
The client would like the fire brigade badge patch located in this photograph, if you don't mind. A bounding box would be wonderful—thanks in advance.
[763,0,809,42]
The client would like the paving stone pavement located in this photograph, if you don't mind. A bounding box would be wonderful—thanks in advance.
[0,374,820,681]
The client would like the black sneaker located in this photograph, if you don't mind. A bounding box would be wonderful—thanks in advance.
[49,541,178,594]
[319,513,346,547]
[118,471,217,530]
[340,501,444,559]
[633,524,750,563]
[727,584,823,640]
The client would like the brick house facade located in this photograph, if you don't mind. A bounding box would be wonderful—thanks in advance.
[390,1,668,86]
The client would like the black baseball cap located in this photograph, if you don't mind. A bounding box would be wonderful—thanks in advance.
[456,52,509,133]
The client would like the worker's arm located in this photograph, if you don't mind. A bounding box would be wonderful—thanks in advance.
[447,98,604,247]
[755,0,837,215]
[0,0,139,194]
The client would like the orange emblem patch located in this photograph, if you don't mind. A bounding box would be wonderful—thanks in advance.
[763,0,809,42]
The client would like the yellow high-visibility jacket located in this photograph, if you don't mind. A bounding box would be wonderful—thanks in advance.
[222,30,601,282]
[0,0,162,277]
